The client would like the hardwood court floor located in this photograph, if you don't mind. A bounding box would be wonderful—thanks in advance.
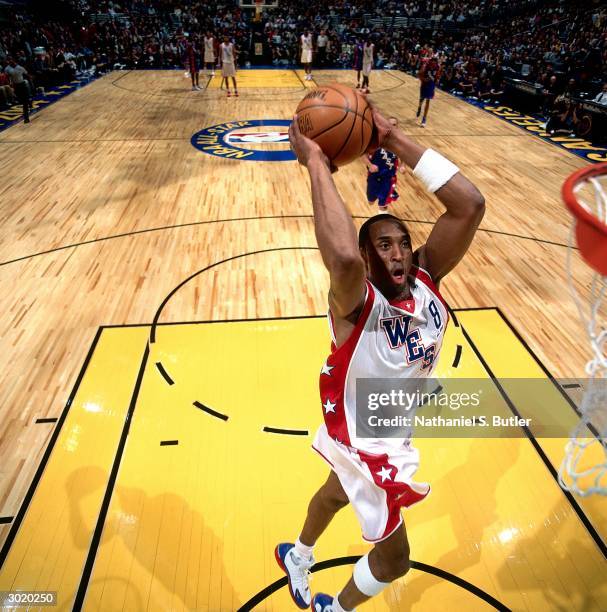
[0,69,605,610]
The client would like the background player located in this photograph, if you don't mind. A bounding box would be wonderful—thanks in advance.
[417,55,441,127]
[276,107,485,611]
[219,35,238,97]
[363,117,406,212]
[300,30,313,81]
[204,31,216,77]
[361,38,374,92]
[352,38,363,88]
[184,37,200,91]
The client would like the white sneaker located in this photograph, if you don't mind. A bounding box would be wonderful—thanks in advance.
[275,543,314,609]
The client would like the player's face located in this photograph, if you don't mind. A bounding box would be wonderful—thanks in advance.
[364,221,412,293]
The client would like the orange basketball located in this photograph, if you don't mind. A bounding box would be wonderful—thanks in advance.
[295,83,374,167]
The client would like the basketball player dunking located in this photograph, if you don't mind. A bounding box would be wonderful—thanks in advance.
[204,31,216,77]
[417,56,441,127]
[301,30,313,81]
[219,35,238,97]
[276,106,485,611]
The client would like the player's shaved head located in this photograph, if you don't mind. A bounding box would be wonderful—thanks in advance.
[358,214,410,249]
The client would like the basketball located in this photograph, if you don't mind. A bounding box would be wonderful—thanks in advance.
[295,83,374,167]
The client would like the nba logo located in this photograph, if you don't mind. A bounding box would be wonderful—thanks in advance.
[192,119,296,161]
[226,131,289,144]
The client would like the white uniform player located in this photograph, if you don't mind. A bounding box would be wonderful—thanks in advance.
[204,35,215,75]
[301,32,313,80]
[361,41,374,90]
[219,39,238,96]
[277,109,484,612]
[220,42,235,76]
[362,42,374,76]
[313,266,446,542]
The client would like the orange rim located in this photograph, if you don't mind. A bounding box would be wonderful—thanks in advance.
[562,162,607,236]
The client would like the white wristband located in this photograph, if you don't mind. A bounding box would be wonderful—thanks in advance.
[412,148,459,193]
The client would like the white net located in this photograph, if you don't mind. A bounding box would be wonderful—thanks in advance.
[559,173,607,496]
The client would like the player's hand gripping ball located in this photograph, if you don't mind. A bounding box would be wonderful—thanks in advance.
[294,83,374,167]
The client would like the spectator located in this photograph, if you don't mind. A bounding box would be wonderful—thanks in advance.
[0,70,16,108]
[593,82,607,105]
[543,75,560,113]
[4,57,31,123]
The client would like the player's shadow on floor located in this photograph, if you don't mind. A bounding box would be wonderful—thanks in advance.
[391,438,512,609]
[495,498,606,610]
[66,466,239,610]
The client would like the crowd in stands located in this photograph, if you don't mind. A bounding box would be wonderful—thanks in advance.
[0,0,606,134]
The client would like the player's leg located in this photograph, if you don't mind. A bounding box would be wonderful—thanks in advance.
[312,522,410,612]
[362,73,369,91]
[231,76,238,96]
[195,69,200,89]
[377,178,391,212]
[299,470,349,545]
[421,98,430,126]
[356,69,361,88]
[416,93,423,118]
[367,176,378,206]
[387,175,399,205]
[275,471,349,609]
[190,68,197,90]
[223,76,231,96]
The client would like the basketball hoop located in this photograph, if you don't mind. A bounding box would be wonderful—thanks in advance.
[559,162,607,496]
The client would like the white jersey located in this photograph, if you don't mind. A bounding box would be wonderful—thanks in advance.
[319,265,448,454]
[221,42,234,64]
[301,34,313,52]
[362,43,374,76]
[204,36,215,61]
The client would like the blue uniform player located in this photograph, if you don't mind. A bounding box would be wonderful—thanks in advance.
[364,118,404,211]
[417,56,441,127]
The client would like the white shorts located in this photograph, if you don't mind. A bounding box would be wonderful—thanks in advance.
[204,53,215,64]
[221,62,236,77]
[362,61,373,77]
[312,424,430,542]
[301,50,312,64]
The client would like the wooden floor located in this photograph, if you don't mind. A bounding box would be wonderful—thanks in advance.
[0,69,605,610]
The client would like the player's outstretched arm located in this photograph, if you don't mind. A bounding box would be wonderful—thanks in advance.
[370,109,485,282]
[289,116,366,319]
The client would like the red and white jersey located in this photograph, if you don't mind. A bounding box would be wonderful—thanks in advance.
[319,265,448,454]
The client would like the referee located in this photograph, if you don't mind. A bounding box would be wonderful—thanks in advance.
[4,57,31,123]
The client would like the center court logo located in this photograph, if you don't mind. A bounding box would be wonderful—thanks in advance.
[191,119,296,161]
